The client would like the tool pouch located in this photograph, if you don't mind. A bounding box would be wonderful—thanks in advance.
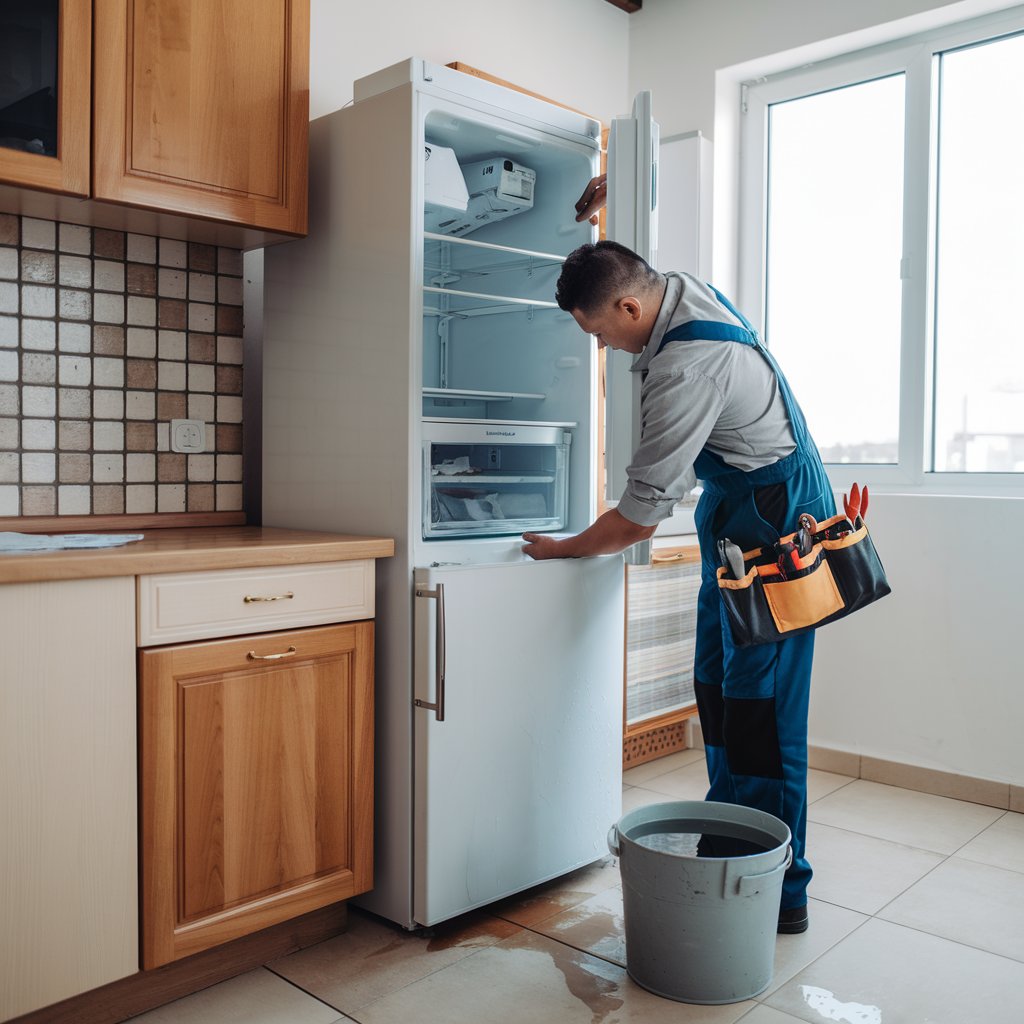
[717,513,891,647]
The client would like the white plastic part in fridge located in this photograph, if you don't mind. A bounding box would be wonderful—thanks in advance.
[262,59,658,929]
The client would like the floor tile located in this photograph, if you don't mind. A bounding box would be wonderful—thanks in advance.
[878,855,1024,962]
[531,883,866,1006]
[805,769,854,805]
[764,898,867,998]
[353,928,757,1024]
[268,907,520,1013]
[734,1007,807,1024]
[804,821,944,914]
[765,917,1024,1024]
[956,810,1024,874]
[126,968,345,1023]
[621,785,681,814]
[530,882,626,966]
[636,758,710,801]
[807,779,1002,853]
[623,748,705,787]
[488,855,622,927]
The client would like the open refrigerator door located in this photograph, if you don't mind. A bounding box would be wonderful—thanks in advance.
[605,91,660,566]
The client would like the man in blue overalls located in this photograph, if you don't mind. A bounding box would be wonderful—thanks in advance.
[523,238,834,934]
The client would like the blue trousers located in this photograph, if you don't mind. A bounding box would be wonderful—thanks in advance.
[692,457,832,910]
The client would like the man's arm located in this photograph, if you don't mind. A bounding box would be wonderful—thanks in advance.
[521,508,656,560]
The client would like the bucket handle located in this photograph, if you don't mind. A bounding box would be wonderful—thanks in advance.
[607,825,620,858]
[726,845,793,899]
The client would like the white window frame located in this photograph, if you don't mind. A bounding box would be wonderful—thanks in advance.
[738,6,1024,497]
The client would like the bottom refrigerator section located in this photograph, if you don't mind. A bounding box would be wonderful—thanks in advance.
[413,556,625,927]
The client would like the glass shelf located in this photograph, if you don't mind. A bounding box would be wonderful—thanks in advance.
[423,233,564,306]
[423,387,546,403]
[422,286,560,319]
[430,473,556,484]
[424,232,565,268]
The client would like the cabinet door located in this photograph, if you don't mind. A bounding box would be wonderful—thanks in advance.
[92,0,308,235]
[139,621,372,968]
[0,0,90,196]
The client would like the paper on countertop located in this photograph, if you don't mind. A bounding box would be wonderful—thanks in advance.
[0,532,145,553]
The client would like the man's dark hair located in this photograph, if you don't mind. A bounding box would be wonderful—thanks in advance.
[555,240,661,314]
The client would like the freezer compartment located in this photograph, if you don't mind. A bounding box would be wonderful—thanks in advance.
[423,419,570,539]
[413,557,624,926]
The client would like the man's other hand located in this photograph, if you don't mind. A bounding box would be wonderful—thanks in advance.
[574,173,607,224]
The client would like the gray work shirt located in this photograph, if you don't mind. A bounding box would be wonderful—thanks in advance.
[616,272,797,527]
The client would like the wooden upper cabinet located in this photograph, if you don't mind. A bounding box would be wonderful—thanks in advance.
[93,0,308,235]
[0,1,91,196]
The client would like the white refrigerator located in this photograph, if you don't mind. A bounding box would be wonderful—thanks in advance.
[262,58,658,929]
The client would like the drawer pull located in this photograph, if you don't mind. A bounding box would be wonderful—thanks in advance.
[243,591,295,604]
[247,645,297,661]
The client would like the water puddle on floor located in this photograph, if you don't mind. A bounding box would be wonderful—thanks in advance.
[424,914,519,953]
[802,984,883,1023]
[544,940,625,1023]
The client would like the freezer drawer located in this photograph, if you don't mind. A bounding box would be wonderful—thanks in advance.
[423,419,570,539]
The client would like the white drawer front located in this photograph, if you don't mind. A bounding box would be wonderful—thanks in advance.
[137,560,374,646]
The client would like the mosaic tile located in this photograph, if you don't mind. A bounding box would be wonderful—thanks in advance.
[2,215,247,519]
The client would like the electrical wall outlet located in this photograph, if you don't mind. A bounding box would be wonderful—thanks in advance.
[170,419,206,453]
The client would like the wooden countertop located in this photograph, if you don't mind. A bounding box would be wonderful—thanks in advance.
[0,527,395,585]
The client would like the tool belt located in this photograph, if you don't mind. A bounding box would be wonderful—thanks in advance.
[716,490,890,647]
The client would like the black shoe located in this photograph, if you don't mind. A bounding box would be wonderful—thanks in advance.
[778,904,809,934]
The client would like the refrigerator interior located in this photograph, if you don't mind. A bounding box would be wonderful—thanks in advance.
[417,97,598,557]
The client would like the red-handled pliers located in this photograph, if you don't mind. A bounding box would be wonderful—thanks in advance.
[843,482,870,523]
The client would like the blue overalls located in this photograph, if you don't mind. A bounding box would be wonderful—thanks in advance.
[657,287,835,911]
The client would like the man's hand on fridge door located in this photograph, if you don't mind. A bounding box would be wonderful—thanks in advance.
[521,532,567,560]
[523,513,656,560]
[574,173,607,224]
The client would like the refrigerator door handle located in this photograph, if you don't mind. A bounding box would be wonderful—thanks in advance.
[414,583,446,721]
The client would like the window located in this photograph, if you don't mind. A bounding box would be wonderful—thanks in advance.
[740,9,1024,491]
[932,33,1024,473]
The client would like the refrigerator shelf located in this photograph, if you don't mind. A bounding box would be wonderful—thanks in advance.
[431,474,555,484]
[423,387,546,403]
[423,232,565,265]
[423,286,560,319]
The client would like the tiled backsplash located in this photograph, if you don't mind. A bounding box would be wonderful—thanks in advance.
[0,213,244,517]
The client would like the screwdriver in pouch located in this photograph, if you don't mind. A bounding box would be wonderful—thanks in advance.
[717,537,746,580]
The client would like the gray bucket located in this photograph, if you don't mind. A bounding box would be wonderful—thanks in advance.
[607,800,792,1004]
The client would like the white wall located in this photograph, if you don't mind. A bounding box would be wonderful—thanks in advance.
[297,1,1022,786]
[630,0,1024,786]
[627,0,1018,137]
[310,0,631,124]
[811,494,1024,784]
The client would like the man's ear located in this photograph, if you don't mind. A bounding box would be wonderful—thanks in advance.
[617,296,643,321]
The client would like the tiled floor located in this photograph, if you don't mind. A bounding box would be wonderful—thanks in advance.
[127,750,1024,1023]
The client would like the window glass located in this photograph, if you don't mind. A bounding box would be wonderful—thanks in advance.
[933,32,1024,472]
[765,75,905,464]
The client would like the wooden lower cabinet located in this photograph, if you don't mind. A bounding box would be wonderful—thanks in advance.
[138,621,373,969]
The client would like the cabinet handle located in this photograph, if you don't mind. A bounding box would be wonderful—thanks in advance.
[243,591,295,603]
[414,583,446,722]
[246,645,297,661]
